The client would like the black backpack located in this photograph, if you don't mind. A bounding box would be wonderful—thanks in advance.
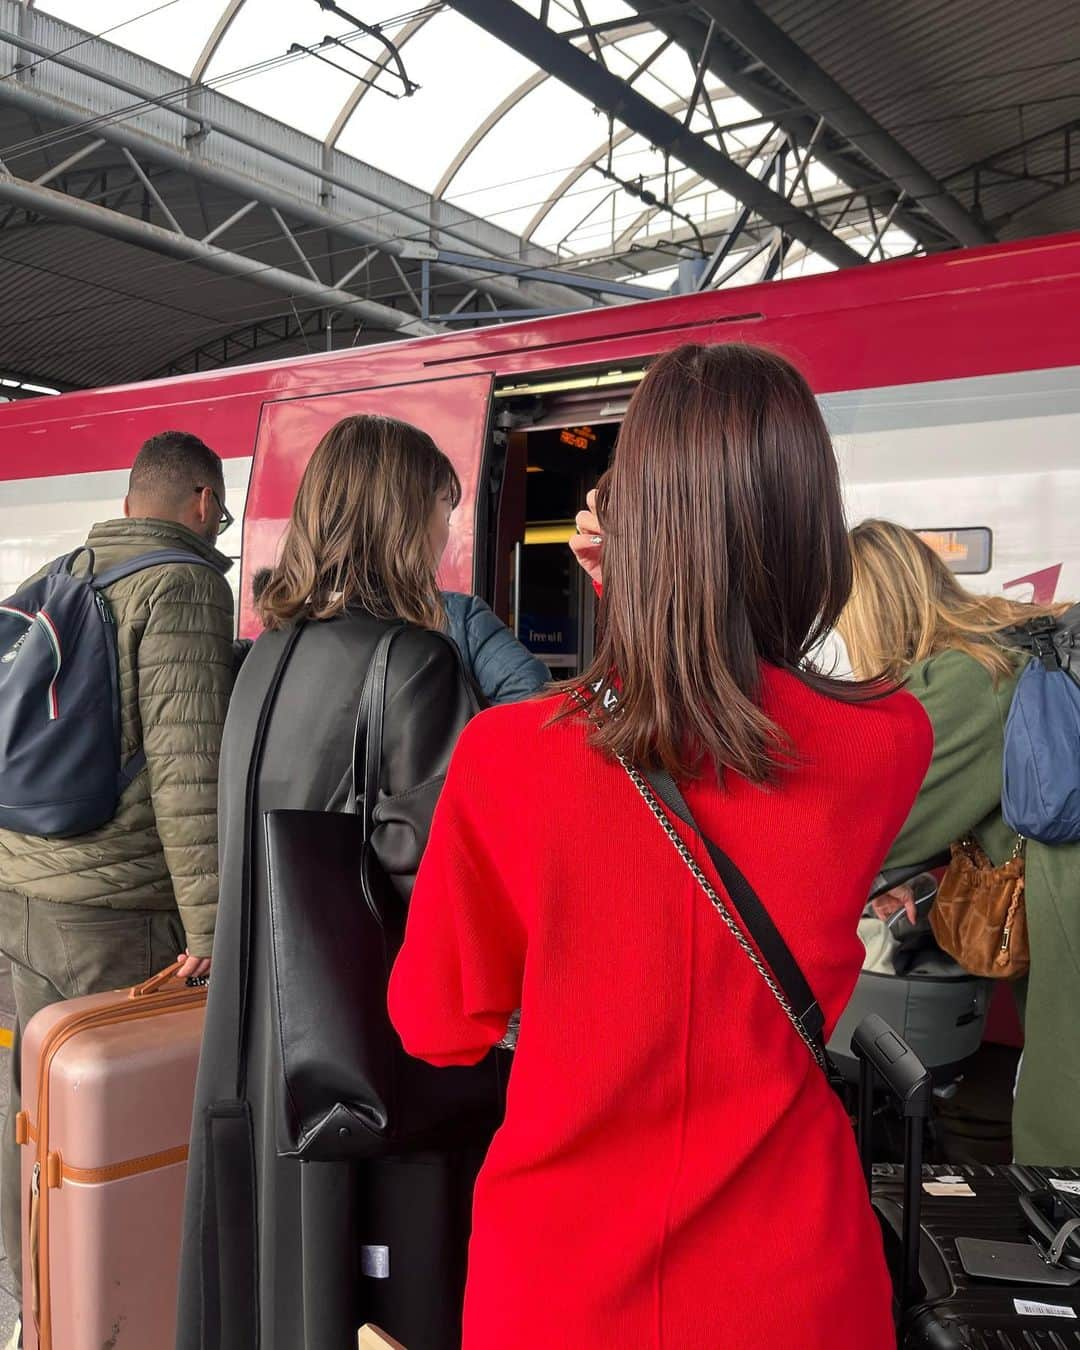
[0,547,225,838]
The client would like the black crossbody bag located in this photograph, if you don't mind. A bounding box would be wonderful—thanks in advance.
[254,621,503,1162]
[623,757,835,1082]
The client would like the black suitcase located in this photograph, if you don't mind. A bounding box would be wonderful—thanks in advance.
[853,1016,1080,1347]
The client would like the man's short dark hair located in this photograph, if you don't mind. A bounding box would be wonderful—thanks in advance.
[251,567,273,603]
[129,431,223,507]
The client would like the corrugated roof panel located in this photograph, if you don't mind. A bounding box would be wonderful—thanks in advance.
[760,0,1080,238]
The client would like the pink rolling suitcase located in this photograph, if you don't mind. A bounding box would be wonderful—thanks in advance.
[16,963,206,1350]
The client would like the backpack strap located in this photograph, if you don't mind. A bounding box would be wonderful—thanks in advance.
[999,605,1080,673]
[94,550,228,799]
[91,549,227,590]
[118,748,147,790]
[49,547,95,577]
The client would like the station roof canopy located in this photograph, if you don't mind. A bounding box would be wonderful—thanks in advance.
[0,0,1077,392]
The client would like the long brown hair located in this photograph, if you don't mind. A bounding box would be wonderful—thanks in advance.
[839,518,1069,683]
[570,342,873,784]
[258,414,460,631]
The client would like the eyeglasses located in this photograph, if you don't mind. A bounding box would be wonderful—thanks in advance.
[195,486,234,534]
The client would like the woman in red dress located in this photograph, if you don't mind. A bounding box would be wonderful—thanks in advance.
[389,343,931,1350]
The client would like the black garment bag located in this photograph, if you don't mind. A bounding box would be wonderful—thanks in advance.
[256,620,503,1162]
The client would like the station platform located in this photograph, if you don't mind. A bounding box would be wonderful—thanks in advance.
[0,962,19,1344]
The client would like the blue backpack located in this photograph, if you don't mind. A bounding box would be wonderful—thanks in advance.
[0,547,224,839]
[1000,605,1080,845]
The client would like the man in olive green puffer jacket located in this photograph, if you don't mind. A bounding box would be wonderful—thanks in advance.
[0,430,235,1320]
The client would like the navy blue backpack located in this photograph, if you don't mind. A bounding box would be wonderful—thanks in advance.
[1000,605,1080,845]
[0,547,224,838]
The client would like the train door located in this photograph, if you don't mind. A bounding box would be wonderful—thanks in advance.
[240,372,493,636]
[486,366,643,678]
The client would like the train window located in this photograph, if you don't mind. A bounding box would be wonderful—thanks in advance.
[916,527,992,574]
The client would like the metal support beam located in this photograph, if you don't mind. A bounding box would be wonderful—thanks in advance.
[0,174,436,336]
[32,137,105,189]
[867,191,905,259]
[433,247,656,299]
[200,198,257,245]
[335,246,380,289]
[388,253,422,314]
[444,0,863,269]
[120,148,183,233]
[694,139,784,288]
[714,235,772,287]
[191,0,247,85]
[694,0,993,248]
[270,207,322,283]
[0,28,589,315]
[623,0,949,253]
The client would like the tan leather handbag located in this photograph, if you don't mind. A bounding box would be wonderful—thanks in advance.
[929,837,1029,979]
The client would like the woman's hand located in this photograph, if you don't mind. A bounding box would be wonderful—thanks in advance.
[870,885,918,926]
[569,489,604,585]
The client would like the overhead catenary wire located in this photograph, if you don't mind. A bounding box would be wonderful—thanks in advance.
[0,171,908,369]
[0,115,849,318]
[3,1,1078,228]
[0,23,562,274]
[0,109,734,316]
[0,148,814,338]
[0,34,365,165]
[0,1,1050,363]
[0,181,882,355]
[1,9,1049,237]
[0,34,951,323]
[0,134,920,348]
[0,0,185,88]
[0,0,1006,386]
[0,0,1031,306]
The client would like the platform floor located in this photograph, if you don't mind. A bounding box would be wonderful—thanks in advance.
[0,953,1018,1350]
[0,960,19,1344]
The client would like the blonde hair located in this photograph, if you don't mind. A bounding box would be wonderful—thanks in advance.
[258,414,460,632]
[838,519,1069,683]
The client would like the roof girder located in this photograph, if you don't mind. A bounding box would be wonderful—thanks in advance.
[444,0,864,270]
[622,0,959,253]
[692,0,994,248]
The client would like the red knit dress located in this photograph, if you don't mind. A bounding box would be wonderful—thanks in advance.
[388,668,932,1350]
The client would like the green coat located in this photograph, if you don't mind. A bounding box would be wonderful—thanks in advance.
[887,648,1080,1164]
[0,519,235,958]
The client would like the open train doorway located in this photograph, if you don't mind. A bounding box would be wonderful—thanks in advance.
[485,366,644,679]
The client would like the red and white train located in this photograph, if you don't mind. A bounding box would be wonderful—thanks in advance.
[1,231,1078,659]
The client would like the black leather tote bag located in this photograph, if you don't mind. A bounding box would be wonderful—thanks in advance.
[258,622,503,1162]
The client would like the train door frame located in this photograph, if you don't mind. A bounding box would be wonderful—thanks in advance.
[481,361,646,676]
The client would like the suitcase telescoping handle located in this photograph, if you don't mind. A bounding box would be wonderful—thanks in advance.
[852,1014,933,1309]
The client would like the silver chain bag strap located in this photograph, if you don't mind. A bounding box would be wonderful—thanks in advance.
[618,754,830,1076]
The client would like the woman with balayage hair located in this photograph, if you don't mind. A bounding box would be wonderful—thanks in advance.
[839,517,1080,1165]
[178,414,498,1350]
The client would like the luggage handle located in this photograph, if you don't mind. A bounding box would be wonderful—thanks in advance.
[852,1015,932,1311]
[868,855,950,902]
[128,960,185,999]
[359,1327,408,1350]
